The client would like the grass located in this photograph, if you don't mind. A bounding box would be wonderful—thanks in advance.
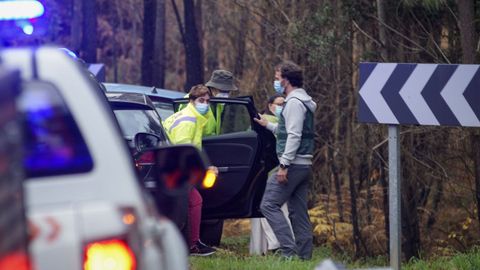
[189,235,371,270]
[189,235,480,270]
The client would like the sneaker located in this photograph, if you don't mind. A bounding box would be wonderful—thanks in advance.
[189,241,216,256]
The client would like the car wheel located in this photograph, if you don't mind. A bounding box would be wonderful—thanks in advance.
[200,219,224,246]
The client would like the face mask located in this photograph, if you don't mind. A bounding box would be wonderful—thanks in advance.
[195,103,209,115]
[216,92,229,98]
[275,105,283,117]
[274,80,284,94]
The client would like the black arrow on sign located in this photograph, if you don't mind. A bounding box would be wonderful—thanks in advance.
[381,64,418,125]
[422,65,460,126]
[464,68,480,121]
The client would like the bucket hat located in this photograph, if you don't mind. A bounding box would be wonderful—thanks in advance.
[205,70,238,91]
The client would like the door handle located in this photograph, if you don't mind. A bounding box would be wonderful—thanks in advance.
[217,167,229,172]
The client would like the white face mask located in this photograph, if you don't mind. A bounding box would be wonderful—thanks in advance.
[216,92,229,98]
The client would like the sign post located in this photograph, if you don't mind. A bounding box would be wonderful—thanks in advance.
[358,62,480,270]
[388,125,401,270]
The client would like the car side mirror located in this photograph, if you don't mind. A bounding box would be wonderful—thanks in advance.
[134,132,161,152]
[142,145,209,191]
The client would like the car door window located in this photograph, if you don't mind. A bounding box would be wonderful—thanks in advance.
[18,81,94,178]
[113,109,167,141]
[216,103,252,134]
[151,101,175,121]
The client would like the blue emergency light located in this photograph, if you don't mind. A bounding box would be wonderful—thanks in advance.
[0,1,45,21]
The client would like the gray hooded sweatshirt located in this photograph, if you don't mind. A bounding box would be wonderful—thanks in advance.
[266,88,317,166]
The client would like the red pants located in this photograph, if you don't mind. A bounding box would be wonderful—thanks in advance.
[188,187,203,247]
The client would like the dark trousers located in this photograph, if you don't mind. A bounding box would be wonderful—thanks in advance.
[260,164,313,260]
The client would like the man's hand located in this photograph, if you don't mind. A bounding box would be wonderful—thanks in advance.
[253,115,268,127]
[276,167,288,184]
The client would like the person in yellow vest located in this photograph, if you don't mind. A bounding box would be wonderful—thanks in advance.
[179,70,238,136]
[163,84,218,256]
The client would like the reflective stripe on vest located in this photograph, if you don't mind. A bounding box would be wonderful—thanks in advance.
[169,116,196,133]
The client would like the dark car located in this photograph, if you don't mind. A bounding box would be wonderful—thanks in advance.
[104,83,184,121]
[104,83,279,245]
[106,91,191,237]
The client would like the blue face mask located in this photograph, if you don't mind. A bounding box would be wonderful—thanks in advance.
[274,80,284,94]
[195,103,209,115]
[275,105,283,117]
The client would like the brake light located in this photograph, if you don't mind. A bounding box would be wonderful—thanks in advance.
[84,239,136,270]
[0,252,31,270]
[202,169,217,189]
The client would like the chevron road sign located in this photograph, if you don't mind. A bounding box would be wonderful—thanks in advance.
[358,63,480,127]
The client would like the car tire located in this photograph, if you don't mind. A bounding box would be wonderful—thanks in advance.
[200,219,224,246]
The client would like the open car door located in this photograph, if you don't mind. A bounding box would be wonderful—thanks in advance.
[173,97,278,219]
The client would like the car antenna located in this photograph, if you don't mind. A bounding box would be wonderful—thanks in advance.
[151,87,158,94]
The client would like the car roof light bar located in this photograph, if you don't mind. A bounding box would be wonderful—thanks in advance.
[0,1,45,21]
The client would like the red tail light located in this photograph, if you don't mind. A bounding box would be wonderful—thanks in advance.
[0,252,31,270]
[83,239,136,270]
[135,151,154,167]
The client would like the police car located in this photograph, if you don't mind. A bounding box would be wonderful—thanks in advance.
[0,46,210,270]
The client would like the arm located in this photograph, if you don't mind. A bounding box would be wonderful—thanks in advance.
[266,122,278,133]
[169,121,196,145]
[253,115,278,133]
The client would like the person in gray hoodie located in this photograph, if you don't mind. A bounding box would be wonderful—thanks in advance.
[254,60,317,260]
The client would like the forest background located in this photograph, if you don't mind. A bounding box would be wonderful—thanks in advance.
[7,0,480,262]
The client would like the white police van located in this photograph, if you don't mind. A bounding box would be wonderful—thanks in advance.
[0,47,200,270]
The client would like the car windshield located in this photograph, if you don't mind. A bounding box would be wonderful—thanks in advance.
[113,109,166,141]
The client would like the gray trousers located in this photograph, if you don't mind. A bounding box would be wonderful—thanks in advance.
[260,164,313,260]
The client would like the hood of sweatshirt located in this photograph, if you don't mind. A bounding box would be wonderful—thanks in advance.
[286,88,317,112]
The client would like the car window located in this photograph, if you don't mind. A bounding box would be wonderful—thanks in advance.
[151,101,175,121]
[18,81,94,178]
[217,103,252,134]
[113,109,167,141]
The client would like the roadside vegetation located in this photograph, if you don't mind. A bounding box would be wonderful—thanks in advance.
[190,234,480,270]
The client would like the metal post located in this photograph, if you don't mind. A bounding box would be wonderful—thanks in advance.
[388,125,401,270]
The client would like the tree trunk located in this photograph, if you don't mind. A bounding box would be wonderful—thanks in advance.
[376,0,389,61]
[401,136,421,260]
[71,0,82,52]
[153,0,166,88]
[456,0,477,64]
[195,0,203,74]
[456,0,480,235]
[183,0,203,90]
[426,177,444,229]
[81,0,97,63]
[348,167,362,258]
[233,6,249,79]
[379,158,390,253]
[142,0,157,86]
[204,0,219,76]
[473,133,480,234]
[328,146,345,222]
